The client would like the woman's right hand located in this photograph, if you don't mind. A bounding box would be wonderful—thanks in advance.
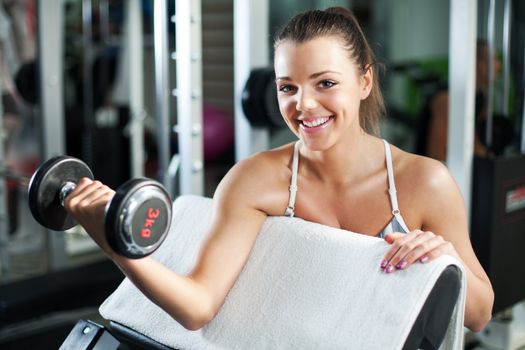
[63,177,116,257]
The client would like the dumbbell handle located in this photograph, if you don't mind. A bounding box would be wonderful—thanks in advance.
[59,181,77,207]
[0,169,77,207]
[0,169,31,186]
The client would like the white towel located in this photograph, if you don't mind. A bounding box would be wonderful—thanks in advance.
[99,195,466,350]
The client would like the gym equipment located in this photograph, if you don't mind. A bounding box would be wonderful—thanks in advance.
[471,154,525,313]
[100,195,465,350]
[60,319,121,350]
[98,266,462,350]
[14,61,38,105]
[476,114,515,156]
[28,156,95,231]
[241,67,286,129]
[15,156,172,259]
[0,259,122,329]
[59,319,172,350]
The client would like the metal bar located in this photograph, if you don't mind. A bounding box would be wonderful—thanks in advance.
[0,73,10,280]
[486,0,496,149]
[99,0,110,42]
[0,170,31,184]
[502,0,512,115]
[38,0,69,269]
[176,0,204,195]
[233,0,270,162]
[153,0,172,195]
[522,42,525,153]
[167,154,181,182]
[190,0,204,196]
[447,0,477,219]
[98,0,110,92]
[82,0,94,167]
[126,0,145,178]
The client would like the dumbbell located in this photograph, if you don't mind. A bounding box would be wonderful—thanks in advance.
[27,156,172,259]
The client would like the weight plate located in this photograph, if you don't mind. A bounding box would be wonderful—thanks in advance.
[241,68,285,129]
[105,178,172,259]
[28,156,93,231]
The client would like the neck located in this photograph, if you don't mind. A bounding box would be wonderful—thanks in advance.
[299,129,384,186]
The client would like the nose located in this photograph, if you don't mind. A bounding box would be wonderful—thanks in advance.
[295,88,317,112]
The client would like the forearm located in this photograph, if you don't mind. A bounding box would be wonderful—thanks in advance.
[111,255,215,330]
[463,263,494,332]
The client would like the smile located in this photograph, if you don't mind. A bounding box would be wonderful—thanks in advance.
[300,116,334,129]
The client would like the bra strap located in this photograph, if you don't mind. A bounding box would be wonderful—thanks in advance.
[382,139,400,215]
[284,141,300,217]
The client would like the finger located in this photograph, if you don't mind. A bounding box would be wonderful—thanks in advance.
[386,231,432,268]
[417,240,455,263]
[65,177,94,198]
[65,181,105,212]
[381,230,424,272]
[384,233,405,244]
[76,184,113,210]
[89,189,115,209]
[64,177,96,202]
[393,234,446,270]
[74,190,114,227]
[383,230,422,260]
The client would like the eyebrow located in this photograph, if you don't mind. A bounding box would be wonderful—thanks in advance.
[275,70,341,81]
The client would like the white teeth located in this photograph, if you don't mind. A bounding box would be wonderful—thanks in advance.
[302,117,330,128]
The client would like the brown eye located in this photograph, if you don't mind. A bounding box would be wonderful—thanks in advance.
[319,80,337,89]
[278,85,295,93]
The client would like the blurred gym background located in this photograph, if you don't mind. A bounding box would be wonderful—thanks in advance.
[0,0,524,349]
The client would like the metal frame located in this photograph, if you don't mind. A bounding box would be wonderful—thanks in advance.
[522,26,525,153]
[502,0,512,115]
[234,0,270,162]
[485,0,496,148]
[447,0,477,218]
[153,0,172,195]
[175,0,204,195]
[522,43,525,153]
[126,0,145,178]
[81,0,94,167]
[0,71,9,279]
[37,0,68,269]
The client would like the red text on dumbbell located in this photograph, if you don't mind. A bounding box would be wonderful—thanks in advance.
[141,208,161,238]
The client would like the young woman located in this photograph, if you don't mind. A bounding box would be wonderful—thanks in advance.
[65,7,493,332]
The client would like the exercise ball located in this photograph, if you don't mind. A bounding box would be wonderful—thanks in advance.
[203,105,234,163]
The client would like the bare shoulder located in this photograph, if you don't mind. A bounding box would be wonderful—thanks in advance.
[389,145,466,226]
[391,145,456,190]
[213,143,294,215]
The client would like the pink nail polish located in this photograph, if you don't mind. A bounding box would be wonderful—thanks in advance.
[419,255,429,263]
[380,259,388,269]
[385,265,395,273]
[397,260,407,270]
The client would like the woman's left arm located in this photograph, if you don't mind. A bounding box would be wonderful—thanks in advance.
[382,159,494,332]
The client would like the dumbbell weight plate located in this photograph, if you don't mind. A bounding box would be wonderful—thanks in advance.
[105,178,172,259]
[28,156,94,231]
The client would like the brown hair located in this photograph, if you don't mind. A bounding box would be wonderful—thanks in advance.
[274,7,384,135]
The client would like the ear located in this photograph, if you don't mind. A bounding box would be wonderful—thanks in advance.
[360,66,373,100]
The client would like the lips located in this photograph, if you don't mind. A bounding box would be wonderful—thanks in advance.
[301,117,330,128]
[299,116,334,132]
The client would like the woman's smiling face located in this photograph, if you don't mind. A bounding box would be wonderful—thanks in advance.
[274,36,372,151]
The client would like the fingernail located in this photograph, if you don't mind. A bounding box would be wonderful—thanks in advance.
[396,259,407,270]
[380,259,388,269]
[419,255,429,263]
[385,265,395,274]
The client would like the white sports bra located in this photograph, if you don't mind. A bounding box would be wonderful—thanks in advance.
[284,140,410,238]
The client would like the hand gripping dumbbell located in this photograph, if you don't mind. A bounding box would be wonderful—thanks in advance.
[28,156,172,259]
